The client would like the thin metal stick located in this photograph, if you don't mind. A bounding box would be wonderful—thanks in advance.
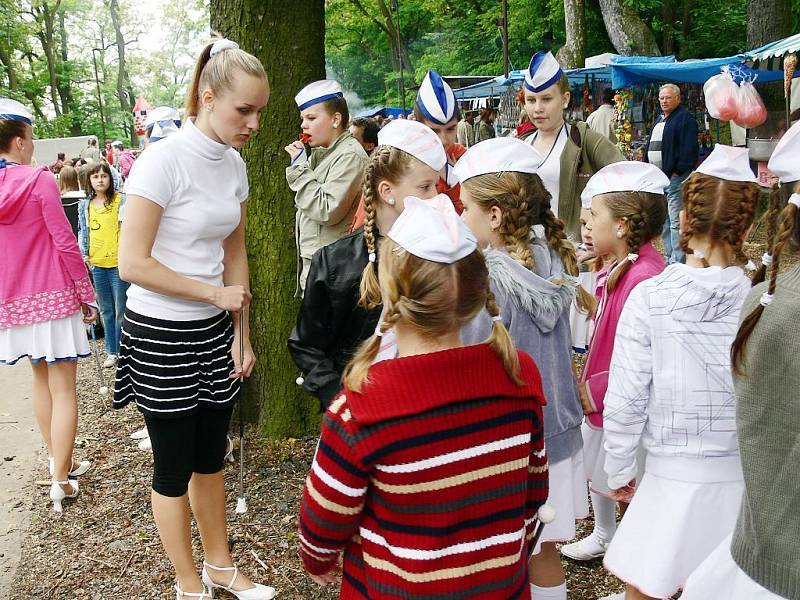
[88,323,108,395]
[235,309,247,514]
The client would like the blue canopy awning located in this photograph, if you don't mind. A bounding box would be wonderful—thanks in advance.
[452,67,613,100]
[746,33,800,68]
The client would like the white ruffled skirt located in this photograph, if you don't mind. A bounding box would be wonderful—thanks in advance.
[0,312,90,365]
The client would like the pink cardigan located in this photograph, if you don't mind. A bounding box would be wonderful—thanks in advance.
[0,165,94,329]
[581,242,664,428]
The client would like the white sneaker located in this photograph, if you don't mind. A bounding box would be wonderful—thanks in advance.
[138,436,152,451]
[102,354,118,368]
[560,531,610,561]
[130,427,149,440]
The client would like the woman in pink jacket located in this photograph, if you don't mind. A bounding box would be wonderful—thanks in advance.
[0,98,98,513]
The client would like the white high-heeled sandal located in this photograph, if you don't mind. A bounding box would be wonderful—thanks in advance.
[201,561,277,599]
[174,582,212,599]
[49,479,79,513]
[48,457,92,477]
[224,436,235,464]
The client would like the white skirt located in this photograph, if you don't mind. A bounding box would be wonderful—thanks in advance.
[582,421,647,497]
[681,534,787,600]
[0,312,90,365]
[603,471,744,598]
[532,450,590,554]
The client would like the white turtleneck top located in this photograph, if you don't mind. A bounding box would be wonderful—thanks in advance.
[124,118,249,320]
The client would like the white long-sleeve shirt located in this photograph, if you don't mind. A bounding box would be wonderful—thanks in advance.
[603,264,750,489]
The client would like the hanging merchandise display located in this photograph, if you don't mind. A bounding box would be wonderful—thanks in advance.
[613,89,634,158]
[704,68,740,121]
[735,81,768,128]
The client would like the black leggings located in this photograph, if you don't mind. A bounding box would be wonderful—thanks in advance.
[144,403,235,497]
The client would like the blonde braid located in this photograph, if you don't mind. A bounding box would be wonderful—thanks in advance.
[484,291,523,386]
[358,146,393,309]
[540,205,596,313]
[502,191,535,271]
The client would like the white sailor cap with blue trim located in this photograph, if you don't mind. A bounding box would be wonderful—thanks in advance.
[377,119,447,171]
[768,120,800,183]
[524,51,564,94]
[416,70,457,125]
[453,138,543,183]
[0,98,34,126]
[294,80,344,111]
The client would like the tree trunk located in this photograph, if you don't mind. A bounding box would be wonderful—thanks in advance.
[747,0,792,111]
[0,44,18,90]
[57,7,79,134]
[107,0,136,145]
[557,0,586,69]
[211,0,325,438]
[598,0,660,56]
[34,0,62,117]
[662,0,676,56]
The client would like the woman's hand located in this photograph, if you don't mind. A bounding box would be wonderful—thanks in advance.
[212,285,251,312]
[284,140,305,161]
[609,480,636,503]
[81,303,98,324]
[230,334,256,379]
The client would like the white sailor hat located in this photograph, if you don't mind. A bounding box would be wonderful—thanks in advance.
[453,137,543,183]
[0,98,34,125]
[696,145,757,183]
[581,161,670,209]
[387,194,477,263]
[377,119,447,171]
[294,80,344,111]
[146,106,181,143]
[768,120,800,183]
[415,70,457,125]
[524,51,564,94]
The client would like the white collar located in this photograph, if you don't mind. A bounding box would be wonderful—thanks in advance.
[185,118,231,160]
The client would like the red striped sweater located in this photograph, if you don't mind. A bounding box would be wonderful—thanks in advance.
[298,344,549,599]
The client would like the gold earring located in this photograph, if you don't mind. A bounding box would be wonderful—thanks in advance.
[616,230,624,239]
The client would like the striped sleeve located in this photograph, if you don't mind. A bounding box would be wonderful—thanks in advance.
[298,395,369,576]
[525,403,548,551]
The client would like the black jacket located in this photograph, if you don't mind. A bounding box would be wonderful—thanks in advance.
[287,229,381,409]
[643,104,699,178]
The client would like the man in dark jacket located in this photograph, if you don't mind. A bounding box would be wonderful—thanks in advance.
[643,84,698,264]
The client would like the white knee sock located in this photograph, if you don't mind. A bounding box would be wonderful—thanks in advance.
[530,582,567,600]
[591,490,617,542]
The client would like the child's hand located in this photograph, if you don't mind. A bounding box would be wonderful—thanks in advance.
[610,480,636,503]
[578,382,595,415]
[576,247,596,264]
[308,556,341,586]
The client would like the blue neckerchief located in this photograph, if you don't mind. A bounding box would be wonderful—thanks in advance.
[0,158,5,169]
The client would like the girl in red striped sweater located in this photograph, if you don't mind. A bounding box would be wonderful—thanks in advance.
[298,195,549,598]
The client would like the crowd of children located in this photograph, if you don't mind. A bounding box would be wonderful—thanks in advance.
[2,38,799,600]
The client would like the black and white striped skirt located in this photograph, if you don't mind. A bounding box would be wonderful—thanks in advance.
[113,309,240,418]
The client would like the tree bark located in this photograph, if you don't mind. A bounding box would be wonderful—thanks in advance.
[107,0,136,145]
[211,0,325,438]
[597,0,660,56]
[747,0,792,111]
[557,0,586,69]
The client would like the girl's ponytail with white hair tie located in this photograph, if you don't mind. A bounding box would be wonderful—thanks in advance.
[210,38,239,57]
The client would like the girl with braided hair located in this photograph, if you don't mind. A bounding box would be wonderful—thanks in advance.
[455,137,590,600]
[598,146,761,600]
[681,124,800,600]
[298,195,548,598]
[287,119,445,409]
[561,162,667,567]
